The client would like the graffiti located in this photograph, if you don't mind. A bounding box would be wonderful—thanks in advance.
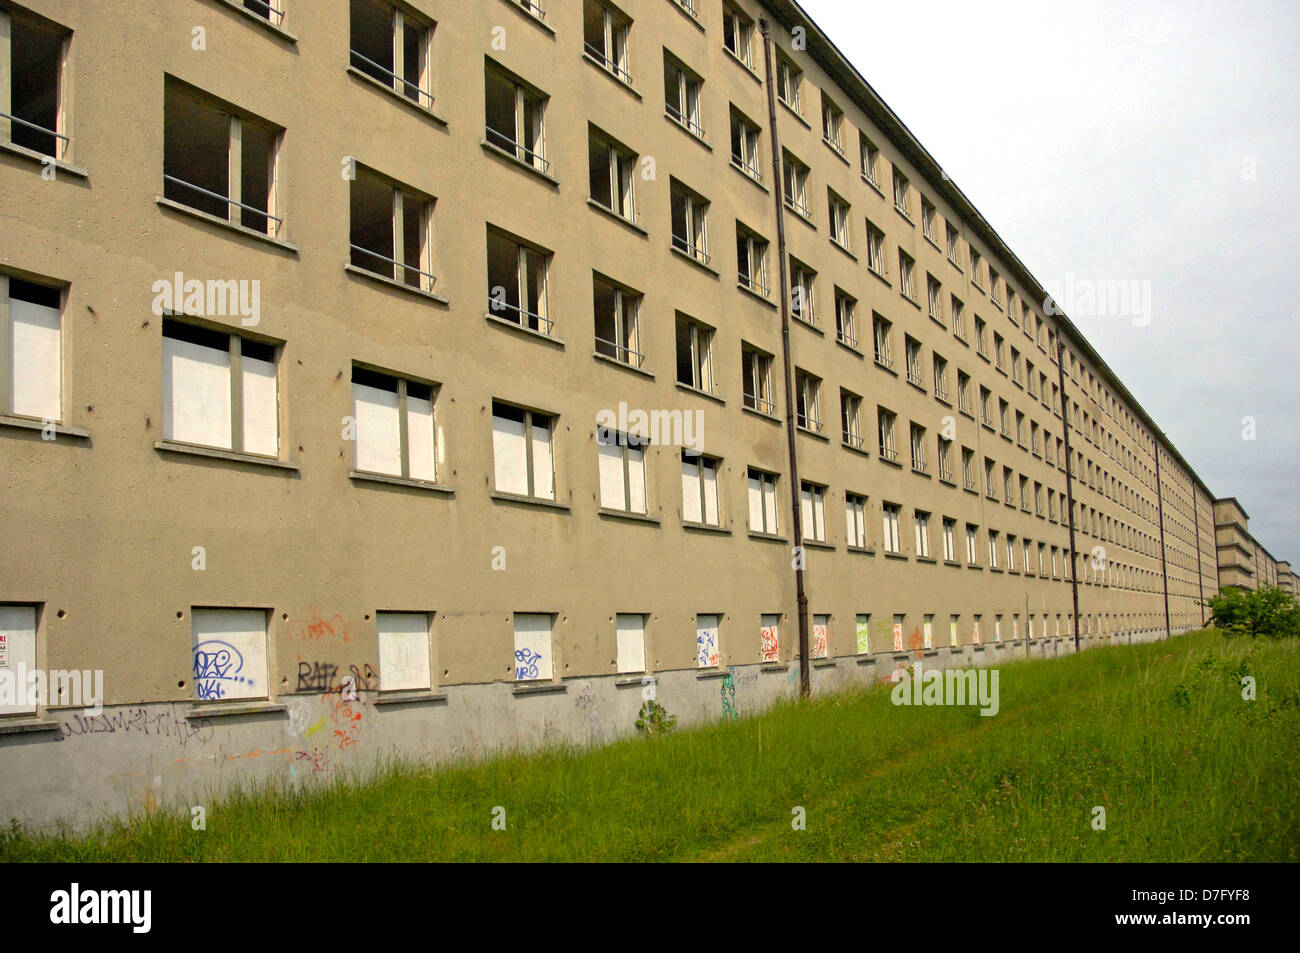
[285,699,310,737]
[193,640,252,701]
[323,690,365,751]
[812,622,828,659]
[57,704,213,747]
[696,625,720,668]
[574,684,597,710]
[294,747,333,774]
[297,660,339,693]
[293,609,351,645]
[721,672,737,719]
[761,624,779,663]
[909,627,925,658]
[514,648,542,680]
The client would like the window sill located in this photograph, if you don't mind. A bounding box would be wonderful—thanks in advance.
[592,351,654,379]
[916,556,937,564]
[841,440,870,458]
[742,405,781,425]
[484,312,565,347]
[155,440,299,471]
[884,551,908,561]
[489,491,571,511]
[779,98,811,130]
[724,46,762,82]
[373,690,448,706]
[901,292,922,311]
[847,545,875,556]
[730,161,768,193]
[187,701,286,719]
[499,0,555,37]
[598,507,661,526]
[822,138,850,166]
[938,475,958,488]
[0,717,60,735]
[675,382,724,406]
[802,539,834,551]
[895,206,914,227]
[582,52,642,100]
[737,282,776,308]
[785,203,817,229]
[670,245,721,278]
[967,563,983,570]
[0,141,88,179]
[836,338,865,359]
[665,113,711,151]
[829,240,857,262]
[695,668,730,680]
[863,175,886,199]
[683,521,731,535]
[0,415,90,440]
[157,197,299,253]
[923,233,943,255]
[878,455,902,469]
[349,67,447,126]
[761,662,789,672]
[792,314,823,335]
[209,0,299,42]
[813,659,838,669]
[748,530,787,544]
[796,424,829,442]
[586,199,650,237]
[480,139,559,186]
[349,470,454,495]
[944,560,962,568]
[874,359,898,377]
[513,681,566,696]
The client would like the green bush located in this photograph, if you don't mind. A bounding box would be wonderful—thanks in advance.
[635,699,677,735]
[1208,584,1300,638]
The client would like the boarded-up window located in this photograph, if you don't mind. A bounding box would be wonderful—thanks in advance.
[681,452,719,526]
[191,607,268,702]
[0,605,38,715]
[4,277,61,421]
[615,613,645,674]
[812,613,829,659]
[695,614,720,668]
[597,430,646,513]
[352,367,437,481]
[513,613,553,681]
[377,611,431,692]
[760,613,780,662]
[492,402,554,500]
[747,468,779,534]
[855,614,871,655]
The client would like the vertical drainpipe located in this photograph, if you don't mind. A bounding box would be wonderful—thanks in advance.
[760,17,810,698]
[1192,488,1206,626]
[1154,441,1172,640]
[1055,341,1082,652]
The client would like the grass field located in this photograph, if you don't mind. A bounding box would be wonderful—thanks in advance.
[3,629,1297,862]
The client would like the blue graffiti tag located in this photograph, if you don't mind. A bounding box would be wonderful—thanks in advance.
[193,640,251,700]
[514,648,542,681]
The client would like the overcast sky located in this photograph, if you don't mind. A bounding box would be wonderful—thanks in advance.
[799,0,1300,564]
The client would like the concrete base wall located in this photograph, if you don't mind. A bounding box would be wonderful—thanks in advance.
[0,627,1185,832]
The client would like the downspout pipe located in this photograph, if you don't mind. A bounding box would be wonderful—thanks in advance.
[1155,442,1172,640]
[1056,341,1083,653]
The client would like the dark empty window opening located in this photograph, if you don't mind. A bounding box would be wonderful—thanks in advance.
[487,228,551,333]
[350,0,433,109]
[242,0,285,23]
[3,10,69,158]
[349,165,435,291]
[485,61,547,171]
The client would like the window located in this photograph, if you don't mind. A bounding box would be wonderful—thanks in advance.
[927,275,944,322]
[877,407,898,461]
[828,190,851,248]
[800,482,826,542]
[591,273,644,365]
[860,134,879,186]
[696,614,721,668]
[937,437,953,482]
[951,295,967,340]
[729,105,762,181]
[675,313,715,393]
[491,401,555,501]
[988,530,1000,568]
[351,366,437,482]
[681,451,720,526]
[892,168,910,218]
[1011,346,1022,384]
[664,51,704,138]
[990,268,1003,306]
[812,614,830,659]
[723,3,754,67]
[776,52,802,112]
[1002,465,1014,503]
[349,164,436,291]
[921,197,937,242]
[834,288,857,347]
[162,319,278,457]
[898,250,916,301]
[873,314,893,369]
[983,457,996,498]
[486,227,551,333]
[1016,410,1027,446]
[192,608,269,702]
[882,502,902,554]
[946,223,961,264]
[795,370,822,432]
[909,422,928,473]
[747,468,779,534]
[583,0,631,84]
[923,614,934,650]
[377,612,433,692]
[513,0,548,23]
[485,60,548,172]
[966,523,979,564]
[513,613,554,681]
[790,259,817,325]
[350,0,435,110]
[905,336,923,386]
[914,510,931,557]
[979,387,992,427]
[742,344,775,414]
[760,613,780,663]
[588,125,637,221]
[841,389,863,449]
[993,332,1006,371]
[597,429,647,514]
[0,604,37,714]
[1007,534,1017,571]
[970,248,983,287]
[782,150,810,218]
[999,399,1011,438]
[845,493,867,547]
[616,613,647,674]
[670,178,710,263]
[961,447,976,490]
[956,370,971,414]
[942,518,956,562]
[975,316,988,356]
[821,92,844,153]
[1,5,70,159]
[163,79,282,236]
[736,223,769,296]
[866,220,887,276]
[1,276,61,422]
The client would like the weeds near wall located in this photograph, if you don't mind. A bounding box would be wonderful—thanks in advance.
[635,700,677,735]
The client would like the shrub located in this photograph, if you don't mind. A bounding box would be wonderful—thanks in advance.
[635,700,677,735]
[1208,585,1300,638]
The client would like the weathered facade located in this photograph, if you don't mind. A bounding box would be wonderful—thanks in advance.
[0,0,1290,829]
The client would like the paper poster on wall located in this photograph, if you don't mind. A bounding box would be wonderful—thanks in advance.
[760,614,780,663]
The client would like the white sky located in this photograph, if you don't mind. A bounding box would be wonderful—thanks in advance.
[798,0,1300,562]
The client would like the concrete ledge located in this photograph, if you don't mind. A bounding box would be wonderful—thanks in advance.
[0,415,90,439]
[761,662,789,672]
[512,682,567,696]
[187,702,287,719]
[0,718,61,735]
[373,691,447,707]
[156,440,300,471]
[695,669,729,680]
[0,141,89,178]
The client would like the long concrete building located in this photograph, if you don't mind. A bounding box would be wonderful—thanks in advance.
[0,0,1293,827]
